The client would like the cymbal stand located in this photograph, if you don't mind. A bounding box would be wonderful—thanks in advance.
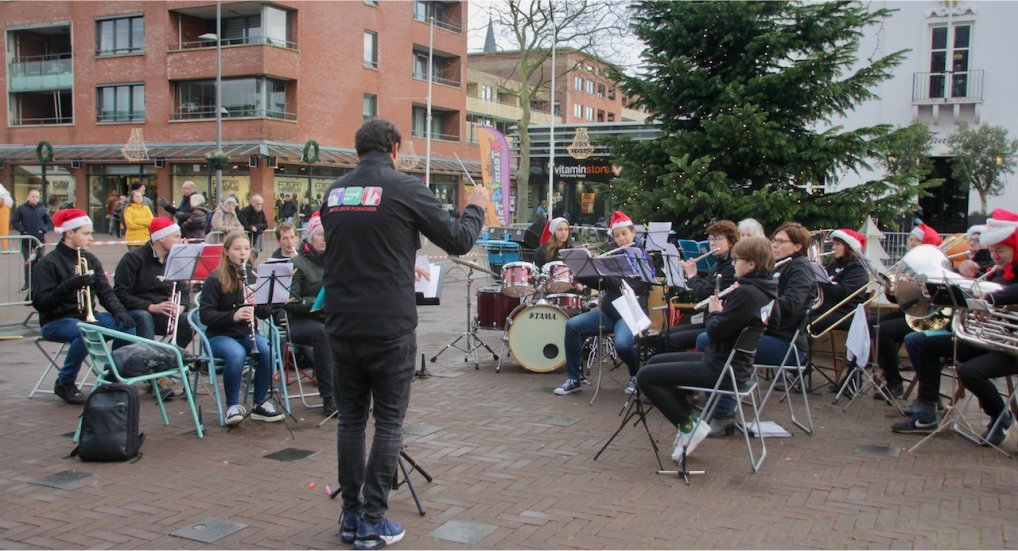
[430,264,498,369]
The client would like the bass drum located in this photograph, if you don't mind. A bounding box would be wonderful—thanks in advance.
[508,304,568,372]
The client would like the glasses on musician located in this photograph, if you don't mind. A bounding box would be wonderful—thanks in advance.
[708,236,725,242]
[773,238,792,244]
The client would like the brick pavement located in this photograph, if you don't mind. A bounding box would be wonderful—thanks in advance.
[1,251,1017,549]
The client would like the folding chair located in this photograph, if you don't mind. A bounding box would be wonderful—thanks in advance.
[276,312,321,410]
[754,329,813,435]
[74,323,204,439]
[667,326,767,476]
[29,337,93,398]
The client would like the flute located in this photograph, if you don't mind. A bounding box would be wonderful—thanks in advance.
[695,283,739,311]
[687,248,719,264]
[239,262,259,355]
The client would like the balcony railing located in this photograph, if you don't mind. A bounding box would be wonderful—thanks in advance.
[11,115,73,126]
[171,107,296,121]
[412,70,461,88]
[98,111,145,123]
[168,36,297,51]
[8,54,72,79]
[412,129,459,142]
[913,70,984,103]
[412,14,462,33]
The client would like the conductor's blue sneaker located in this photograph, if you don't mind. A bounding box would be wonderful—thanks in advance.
[339,511,361,544]
[353,517,405,550]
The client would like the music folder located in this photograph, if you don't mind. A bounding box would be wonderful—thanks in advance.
[164,242,222,282]
[252,262,293,306]
[415,255,444,306]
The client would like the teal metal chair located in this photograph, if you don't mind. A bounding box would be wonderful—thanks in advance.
[74,322,204,440]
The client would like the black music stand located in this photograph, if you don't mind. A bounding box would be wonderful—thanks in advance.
[328,447,432,517]
[430,259,499,370]
[593,386,664,470]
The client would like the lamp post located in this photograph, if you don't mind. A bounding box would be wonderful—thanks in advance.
[198,0,223,203]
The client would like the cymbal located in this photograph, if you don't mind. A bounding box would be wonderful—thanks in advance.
[582,241,608,250]
[450,256,498,276]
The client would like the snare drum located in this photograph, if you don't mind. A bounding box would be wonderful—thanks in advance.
[476,287,521,329]
[546,293,583,315]
[542,261,574,293]
[501,261,538,297]
[508,304,567,372]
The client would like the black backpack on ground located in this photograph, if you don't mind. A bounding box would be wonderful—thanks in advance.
[71,383,145,462]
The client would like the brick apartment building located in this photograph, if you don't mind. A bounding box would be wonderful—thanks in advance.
[0,0,480,229]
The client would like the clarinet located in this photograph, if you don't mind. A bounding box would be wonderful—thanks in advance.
[239,261,259,355]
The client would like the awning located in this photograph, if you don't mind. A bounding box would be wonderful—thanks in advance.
[0,140,482,176]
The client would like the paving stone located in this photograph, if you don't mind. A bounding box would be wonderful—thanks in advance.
[429,519,497,545]
[171,517,247,543]
[30,470,93,490]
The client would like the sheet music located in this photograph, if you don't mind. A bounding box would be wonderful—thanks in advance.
[644,222,672,252]
[414,256,442,299]
[612,280,652,335]
[809,261,832,284]
[560,248,599,278]
[163,242,205,281]
[661,243,688,289]
[253,262,293,305]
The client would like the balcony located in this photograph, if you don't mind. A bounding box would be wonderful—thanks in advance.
[166,43,299,81]
[8,54,73,93]
[171,107,296,121]
[412,69,461,88]
[912,70,984,104]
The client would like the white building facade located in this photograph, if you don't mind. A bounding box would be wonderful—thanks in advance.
[831,0,1018,231]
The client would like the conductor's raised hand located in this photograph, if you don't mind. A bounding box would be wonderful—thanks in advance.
[466,183,488,210]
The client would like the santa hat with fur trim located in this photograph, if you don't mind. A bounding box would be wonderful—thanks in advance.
[910,223,943,246]
[149,217,180,241]
[830,228,866,256]
[539,217,569,246]
[305,211,323,238]
[53,208,92,234]
[609,210,633,232]
[980,208,1018,250]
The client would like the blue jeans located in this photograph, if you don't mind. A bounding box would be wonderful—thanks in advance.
[564,309,639,381]
[129,309,193,348]
[209,334,271,406]
[327,326,416,525]
[698,333,803,416]
[40,313,135,382]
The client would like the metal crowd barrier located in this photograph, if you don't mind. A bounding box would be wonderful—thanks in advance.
[1,235,42,308]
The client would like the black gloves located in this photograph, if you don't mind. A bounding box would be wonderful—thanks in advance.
[64,273,94,291]
[115,311,136,329]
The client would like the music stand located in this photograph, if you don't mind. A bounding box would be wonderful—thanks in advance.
[328,447,432,516]
[165,242,222,283]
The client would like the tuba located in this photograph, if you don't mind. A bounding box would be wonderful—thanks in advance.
[893,245,1004,331]
[953,300,1018,356]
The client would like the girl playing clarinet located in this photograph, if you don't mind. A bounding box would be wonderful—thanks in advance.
[199,230,283,425]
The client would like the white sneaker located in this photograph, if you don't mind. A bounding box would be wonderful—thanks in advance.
[671,419,711,462]
[251,401,284,422]
[624,376,638,395]
[226,404,247,425]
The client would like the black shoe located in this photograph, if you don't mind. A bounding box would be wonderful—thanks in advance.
[54,379,86,405]
[322,397,337,418]
[20,284,29,291]
[872,384,904,401]
[902,398,945,416]
[980,411,1014,447]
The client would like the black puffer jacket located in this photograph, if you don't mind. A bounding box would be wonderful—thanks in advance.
[815,256,869,329]
[199,264,271,339]
[32,241,127,325]
[768,253,817,351]
[703,273,778,384]
[286,242,325,320]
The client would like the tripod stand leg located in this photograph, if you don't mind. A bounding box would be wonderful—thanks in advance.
[430,332,467,363]
[400,449,434,482]
[396,456,426,516]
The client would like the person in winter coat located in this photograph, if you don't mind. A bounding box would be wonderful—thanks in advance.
[809,228,870,334]
[12,188,54,290]
[211,196,244,235]
[123,189,153,250]
[237,194,268,251]
[638,236,777,460]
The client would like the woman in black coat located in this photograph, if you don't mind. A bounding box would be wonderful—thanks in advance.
[809,228,871,335]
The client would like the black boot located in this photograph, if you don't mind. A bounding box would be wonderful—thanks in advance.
[53,379,86,405]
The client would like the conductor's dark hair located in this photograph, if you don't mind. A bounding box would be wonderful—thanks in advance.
[355,118,402,157]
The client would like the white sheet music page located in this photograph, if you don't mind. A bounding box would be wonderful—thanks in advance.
[662,243,688,289]
[163,242,205,281]
[612,280,652,335]
[645,222,672,252]
[254,262,293,304]
[414,255,442,299]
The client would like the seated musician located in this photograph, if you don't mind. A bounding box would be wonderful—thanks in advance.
[114,217,195,400]
[809,228,870,335]
[271,222,300,259]
[655,220,738,354]
[637,237,777,459]
[532,216,571,269]
[957,224,995,278]
[554,210,651,396]
[199,230,283,425]
[283,213,337,417]
[893,209,1018,434]
[33,209,136,404]
[738,218,766,240]
[957,214,1018,446]
[868,222,943,400]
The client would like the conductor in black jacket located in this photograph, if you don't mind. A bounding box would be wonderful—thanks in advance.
[320,118,488,549]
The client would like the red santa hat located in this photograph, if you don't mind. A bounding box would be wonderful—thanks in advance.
[539,217,569,246]
[53,208,92,234]
[609,210,633,232]
[305,211,323,238]
[148,217,180,241]
[830,228,866,256]
[910,223,943,246]
[979,208,1018,250]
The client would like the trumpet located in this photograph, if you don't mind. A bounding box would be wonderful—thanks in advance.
[239,262,259,355]
[166,282,182,344]
[76,248,97,323]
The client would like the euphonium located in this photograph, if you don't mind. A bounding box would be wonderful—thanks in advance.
[76,248,98,323]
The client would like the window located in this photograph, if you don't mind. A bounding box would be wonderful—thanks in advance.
[597,83,606,98]
[365,0,378,5]
[223,15,262,44]
[363,93,377,120]
[585,106,594,121]
[364,30,378,68]
[97,84,144,122]
[585,80,595,94]
[174,77,289,119]
[929,23,972,98]
[96,15,144,55]
[574,76,582,91]
[479,85,494,102]
[573,103,582,118]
